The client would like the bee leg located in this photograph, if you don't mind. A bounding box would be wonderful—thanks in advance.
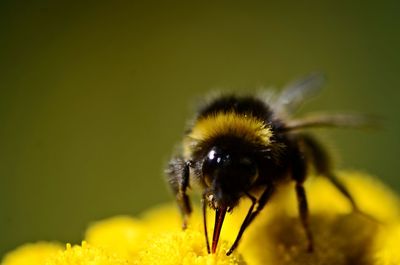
[166,157,192,229]
[202,192,211,254]
[325,172,358,210]
[226,186,274,256]
[300,135,381,223]
[291,145,314,252]
[226,193,257,256]
[299,134,358,211]
[295,183,314,252]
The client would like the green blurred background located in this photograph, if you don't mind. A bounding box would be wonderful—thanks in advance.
[1,1,399,257]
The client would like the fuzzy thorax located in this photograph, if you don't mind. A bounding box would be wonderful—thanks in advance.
[184,112,272,156]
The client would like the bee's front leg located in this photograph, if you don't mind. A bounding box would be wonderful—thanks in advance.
[165,157,192,229]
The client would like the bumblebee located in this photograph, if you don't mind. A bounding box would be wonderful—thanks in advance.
[166,74,369,256]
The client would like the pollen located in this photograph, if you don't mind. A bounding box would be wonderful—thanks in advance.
[46,241,130,265]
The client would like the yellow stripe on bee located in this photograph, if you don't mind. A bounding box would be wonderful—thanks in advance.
[188,112,272,146]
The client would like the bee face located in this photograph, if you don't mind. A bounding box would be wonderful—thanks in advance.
[202,146,258,209]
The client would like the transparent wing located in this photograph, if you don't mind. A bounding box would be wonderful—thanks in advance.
[273,73,325,115]
[283,112,381,131]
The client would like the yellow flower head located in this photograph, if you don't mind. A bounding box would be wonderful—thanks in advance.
[85,216,145,259]
[84,206,245,264]
[1,242,62,265]
[134,229,245,265]
[2,171,400,265]
[373,224,400,265]
[45,242,130,265]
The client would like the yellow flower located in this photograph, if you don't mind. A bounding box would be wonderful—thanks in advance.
[1,171,400,265]
[373,224,400,265]
[85,216,145,259]
[1,242,62,265]
[45,241,130,265]
[236,171,400,265]
[133,229,245,265]
[84,206,245,264]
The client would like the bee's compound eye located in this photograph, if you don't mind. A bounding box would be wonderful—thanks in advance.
[237,156,258,185]
[204,149,224,168]
[202,148,224,186]
[207,149,223,164]
[239,157,252,166]
[208,149,216,160]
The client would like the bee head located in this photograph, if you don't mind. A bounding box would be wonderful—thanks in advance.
[202,146,258,210]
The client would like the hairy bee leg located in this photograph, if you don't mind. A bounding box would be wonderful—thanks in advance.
[202,193,211,254]
[291,140,314,252]
[325,173,380,223]
[226,186,274,256]
[298,134,359,211]
[226,193,257,256]
[179,160,192,229]
[295,183,314,252]
[325,172,357,210]
[166,158,192,229]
